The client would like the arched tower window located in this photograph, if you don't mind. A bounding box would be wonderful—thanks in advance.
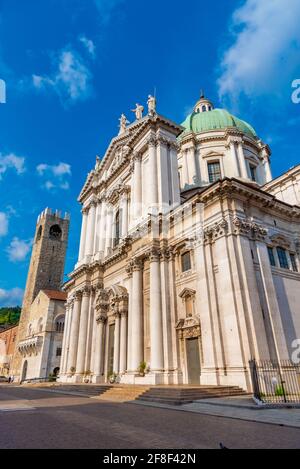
[49,224,62,240]
[55,316,65,333]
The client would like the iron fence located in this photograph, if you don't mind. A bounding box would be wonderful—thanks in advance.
[249,359,300,404]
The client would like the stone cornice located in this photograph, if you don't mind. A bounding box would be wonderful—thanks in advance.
[197,178,300,221]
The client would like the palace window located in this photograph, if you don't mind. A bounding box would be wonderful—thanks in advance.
[276,247,289,269]
[249,165,257,182]
[267,247,276,267]
[290,253,298,272]
[181,252,191,272]
[114,210,120,247]
[207,161,221,183]
[56,347,62,357]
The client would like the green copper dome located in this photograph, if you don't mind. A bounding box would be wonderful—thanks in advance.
[180,108,257,139]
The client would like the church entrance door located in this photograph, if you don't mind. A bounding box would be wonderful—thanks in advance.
[186,338,200,384]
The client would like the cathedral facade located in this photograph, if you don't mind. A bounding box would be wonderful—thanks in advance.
[59,94,300,390]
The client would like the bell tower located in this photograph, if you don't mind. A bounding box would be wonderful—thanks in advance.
[12,208,70,378]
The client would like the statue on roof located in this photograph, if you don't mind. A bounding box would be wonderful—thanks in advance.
[119,113,129,135]
[131,103,144,120]
[147,94,156,115]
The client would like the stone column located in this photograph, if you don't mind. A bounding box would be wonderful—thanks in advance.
[126,267,133,371]
[264,159,272,182]
[113,312,121,374]
[132,153,142,221]
[130,259,143,371]
[99,197,107,255]
[60,301,70,375]
[105,203,113,256]
[256,240,289,359]
[119,311,127,374]
[237,142,249,179]
[84,288,95,373]
[85,202,96,257]
[93,202,101,255]
[149,249,164,372]
[188,146,197,185]
[93,315,106,379]
[78,209,88,261]
[121,191,129,238]
[169,144,181,208]
[148,137,158,213]
[182,150,189,189]
[75,288,90,375]
[227,140,240,177]
[67,291,82,372]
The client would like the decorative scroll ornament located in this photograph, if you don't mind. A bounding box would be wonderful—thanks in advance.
[233,217,268,240]
[204,218,228,243]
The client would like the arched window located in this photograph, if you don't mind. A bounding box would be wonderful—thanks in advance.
[181,252,192,272]
[202,105,207,112]
[49,224,62,240]
[55,316,65,333]
[114,210,120,247]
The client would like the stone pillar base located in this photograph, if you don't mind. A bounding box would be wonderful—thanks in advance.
[199,368,220,386]
[91,374,105,384]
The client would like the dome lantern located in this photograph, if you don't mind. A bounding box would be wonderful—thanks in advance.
[194,91,214,113]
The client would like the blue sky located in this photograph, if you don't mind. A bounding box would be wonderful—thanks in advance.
[0,0,300,307]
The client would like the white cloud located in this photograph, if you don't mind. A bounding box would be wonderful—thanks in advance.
[36,161,71,191]
[0,153,26,180]
[79,36,96,58]
[32,48,92,103]
[37,162,71,177]
[0,287,24,307]
[0,212,8,237]
[94,0,124,24]
[217,0,300,103]
[6,237,32,262]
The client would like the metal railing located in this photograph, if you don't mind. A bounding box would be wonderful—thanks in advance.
[249,359,300,404]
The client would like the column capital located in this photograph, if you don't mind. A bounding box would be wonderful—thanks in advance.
[81,206,89,215]
[149,247,160,262]
[147,135,157,148]
[82,286,91,297]
[74,290,83,300]
[132,258,143,271]
[96,313,107,324]
[132,151,142,162]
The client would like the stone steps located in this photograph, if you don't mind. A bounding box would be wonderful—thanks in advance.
[137,386,247,406]
[97,385,150,402]
[39,383,247,405]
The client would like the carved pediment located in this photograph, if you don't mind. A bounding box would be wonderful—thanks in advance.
[269,234,291,249]
[202,150,224,159]
[179,288,196,299]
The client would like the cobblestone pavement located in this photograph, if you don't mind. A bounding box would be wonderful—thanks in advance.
[0,385,300,449]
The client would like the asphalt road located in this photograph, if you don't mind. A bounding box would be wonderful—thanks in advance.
[0,385,299,449]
